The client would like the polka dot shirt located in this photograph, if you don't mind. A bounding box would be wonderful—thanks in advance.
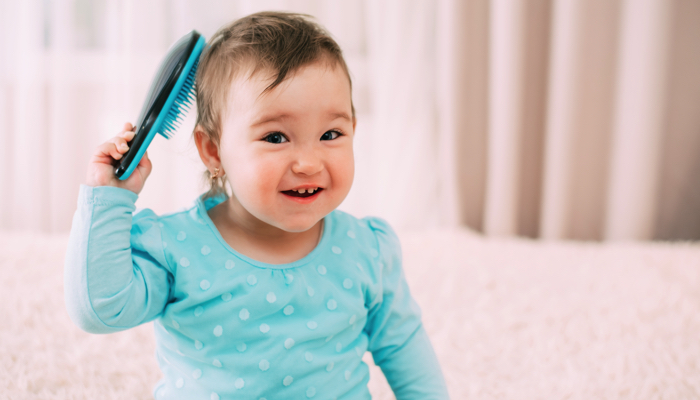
[64,185,449,399]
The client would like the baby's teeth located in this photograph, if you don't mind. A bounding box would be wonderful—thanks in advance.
[298,189,306,194]
[308,188,315,194]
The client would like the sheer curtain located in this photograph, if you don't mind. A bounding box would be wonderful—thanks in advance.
[433,0,700,241]
[1,0,699,241]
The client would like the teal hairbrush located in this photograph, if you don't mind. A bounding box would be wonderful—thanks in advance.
[114,30,205,180]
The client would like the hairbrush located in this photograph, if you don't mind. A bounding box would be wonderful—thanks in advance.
[114,30,205,180]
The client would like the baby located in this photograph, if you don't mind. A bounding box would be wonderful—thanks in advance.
[65,11,448,399]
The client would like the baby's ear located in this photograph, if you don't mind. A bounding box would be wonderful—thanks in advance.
[194,126,221,166]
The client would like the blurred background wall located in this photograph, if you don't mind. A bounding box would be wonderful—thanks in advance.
[0,0,698,241]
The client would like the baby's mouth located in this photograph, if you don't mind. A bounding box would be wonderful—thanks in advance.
[282,188,323,198]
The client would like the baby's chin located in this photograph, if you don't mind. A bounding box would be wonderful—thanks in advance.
[268,214,325,234]
[276,220,323,234]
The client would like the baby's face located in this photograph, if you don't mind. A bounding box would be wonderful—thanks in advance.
[218,61,355,233]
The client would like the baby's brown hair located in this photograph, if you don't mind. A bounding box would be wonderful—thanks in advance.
[195,11,354,198]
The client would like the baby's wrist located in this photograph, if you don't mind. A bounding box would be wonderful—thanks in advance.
[80,184,139,205]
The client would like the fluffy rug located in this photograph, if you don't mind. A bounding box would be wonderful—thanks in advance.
[2,229,700,399]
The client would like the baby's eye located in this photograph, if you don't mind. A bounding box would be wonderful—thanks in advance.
[263,132,288,144]
[320,130,342,141]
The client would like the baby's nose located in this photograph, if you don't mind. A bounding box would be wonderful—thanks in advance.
[291,152,323,175]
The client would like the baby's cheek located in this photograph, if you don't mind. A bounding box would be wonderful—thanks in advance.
[247,159,283,198]
[227,158,271,199]
[333,152,355,191]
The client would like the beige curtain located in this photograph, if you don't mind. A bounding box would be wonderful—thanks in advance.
[435,0,700,241]
[1,0,699,242]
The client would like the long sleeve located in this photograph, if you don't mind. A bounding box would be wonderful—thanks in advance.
[64,185,173,334]
[364,218,450,399]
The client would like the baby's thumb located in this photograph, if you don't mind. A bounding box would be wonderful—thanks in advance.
[137,151,153,178]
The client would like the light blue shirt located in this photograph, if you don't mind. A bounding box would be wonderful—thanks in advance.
[64,185,448,399]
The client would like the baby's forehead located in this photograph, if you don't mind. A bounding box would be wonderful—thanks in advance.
[230,57,345,93]
[224,60,350,113]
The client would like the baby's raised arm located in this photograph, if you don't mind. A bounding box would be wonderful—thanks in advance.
[64,124,171,334]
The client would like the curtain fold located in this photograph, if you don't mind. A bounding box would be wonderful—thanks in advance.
[1,0,699,241]
[541,0,620,241]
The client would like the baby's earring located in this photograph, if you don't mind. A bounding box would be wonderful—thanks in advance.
[210,167,220,181]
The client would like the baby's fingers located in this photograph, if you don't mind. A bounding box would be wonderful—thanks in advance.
[92,139,126,163]
[119,130,136,143]
[108,137,130,159]
[119,125,136,142]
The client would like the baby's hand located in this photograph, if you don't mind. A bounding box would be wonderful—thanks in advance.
[86,122,152,194]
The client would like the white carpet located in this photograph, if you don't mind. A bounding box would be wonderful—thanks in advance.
[2,229,700,399]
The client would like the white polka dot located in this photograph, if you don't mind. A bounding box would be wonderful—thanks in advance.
[347,230,356,239]
[326,362,334,372]
[307,321,317,330]
[344,370,351,381]
[159,222,165,228]
[349,315,357,324]
[378,261,385,270]
[335,343,342,352]
[190,209,205,224]
[284,338,295,349]
[370,248,379,258]
[200,280,211,290]
[283,376,293,386]
[355,346,362,357]
[175,378,184,388]
[285,273,294,284]
[212,359,222,367]
[283,305,294,315]
[236,343,247,352]
[247,275,257,285]
[213,325,223,337]
[317,265,327,275]
[259,359,270,371]
[343,279,353,289]
[326,299,337,310]
[266,292,277,303]
[332,246,342,254]
[221,293,232,302]
[234,378,245,389]
[194,306,204,317]
[306,386,317,398]
[195,340,203,350]
[172,319,180,329]
[260,323,270,333]
[239,308,250,321]
[201,245,211,255]
[163,241,167,248]
[179,257,190,267]
[304,352,314,362]
[225,260,235,269]
[192,369,202,379]
[356,262,363,271]
[177,231,186,241]
[211,393,220,400]
[307,286,315,297]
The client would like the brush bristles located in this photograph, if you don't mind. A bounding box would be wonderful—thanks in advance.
[159,57,200,139]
